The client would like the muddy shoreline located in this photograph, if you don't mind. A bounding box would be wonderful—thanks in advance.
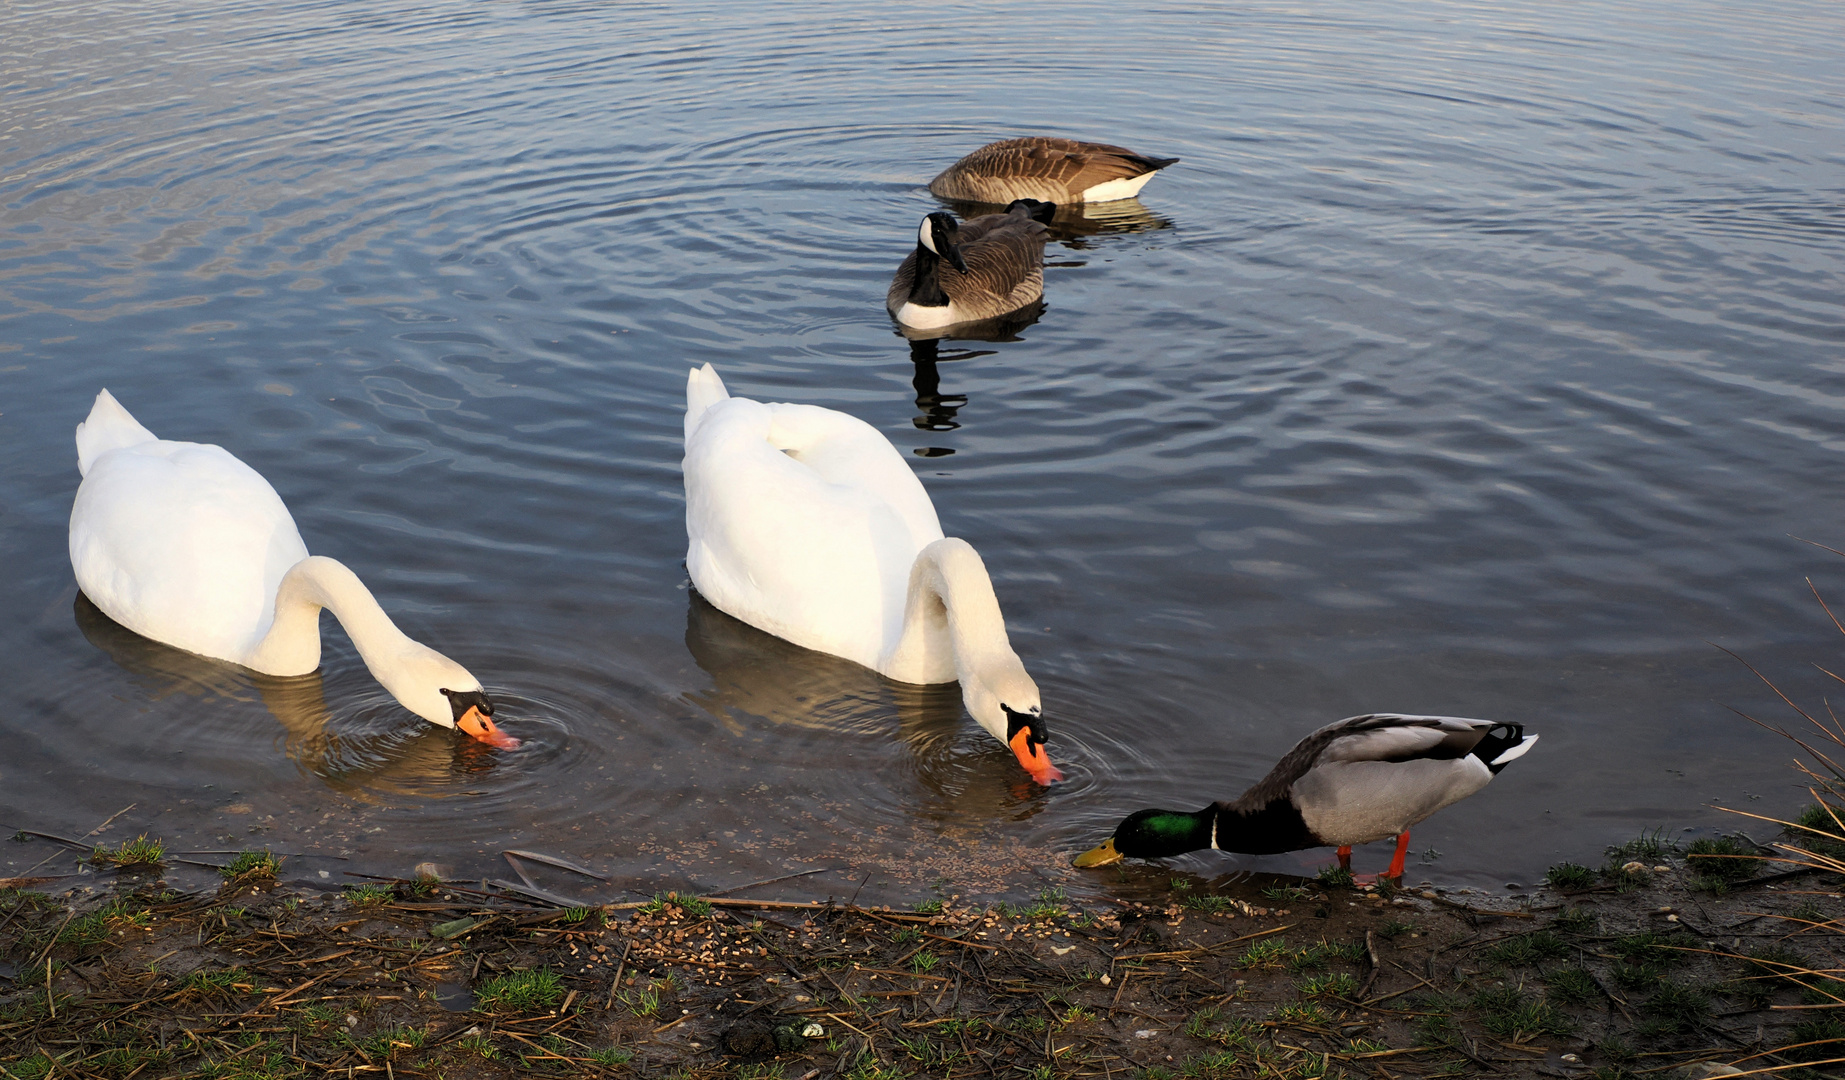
[3,830,1839,1080]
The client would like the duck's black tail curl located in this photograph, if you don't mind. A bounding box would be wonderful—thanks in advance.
[1471,722,1530,774]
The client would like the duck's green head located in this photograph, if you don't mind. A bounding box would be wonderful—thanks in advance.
[1073,807,1215,867]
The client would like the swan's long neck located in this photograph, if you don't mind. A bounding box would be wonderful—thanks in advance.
[243,556,415,678]
[880,538,1018,695]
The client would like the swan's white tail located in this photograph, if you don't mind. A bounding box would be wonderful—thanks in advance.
[76,389,159,477]
[685,363,731,447]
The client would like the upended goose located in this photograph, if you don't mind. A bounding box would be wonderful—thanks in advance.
[929,137,1179,205]
[682,364,1061,785]
[1074,714,1535,878]
[68,390,518,748]
[887,199,1053,331]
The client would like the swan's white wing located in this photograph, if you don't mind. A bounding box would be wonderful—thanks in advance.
[75,389,158,477]
[70,439,310,664]
[763,403,942,551]
[684,396,942,670]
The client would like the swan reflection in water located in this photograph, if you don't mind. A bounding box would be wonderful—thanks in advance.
[932,195,1174,250]
[681,590,1054,815]
[74,593,498,797]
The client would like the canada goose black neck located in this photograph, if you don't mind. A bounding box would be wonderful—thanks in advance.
[908,243,951,307]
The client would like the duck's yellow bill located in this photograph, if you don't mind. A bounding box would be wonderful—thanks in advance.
[1073,838,1122,868]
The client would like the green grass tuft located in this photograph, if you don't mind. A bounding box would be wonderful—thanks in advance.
[220,849,280,879]
[642,890,714,918]
[1686,836,1763,883]
[1485,931,1570,967]
[1296,971,1359,999]
[344,883,394,907]
[1608,828,1675,862]
[1471,986,1573,1040]
[1785,1016,1845,1061]
[1611,929,1689,966]
[1545,862,1598,891]
[1552,907,1597,935]
[475,967,565,1013]
[1545,966,1602,1006]
[1238,937,1291,970]
[90,834,165,868]
[1315,865,1355,889]
[1639,979,1709,1032]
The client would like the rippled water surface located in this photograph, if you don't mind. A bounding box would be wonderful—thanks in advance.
[4,0,1844,901]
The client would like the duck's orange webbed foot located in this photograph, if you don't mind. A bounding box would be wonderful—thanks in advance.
[1352,832,1411,885]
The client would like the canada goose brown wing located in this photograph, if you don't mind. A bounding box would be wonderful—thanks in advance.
[953,207,1043,245]
[929,137,1179,203]
[944,220,1046,311]
[886,250,922,313]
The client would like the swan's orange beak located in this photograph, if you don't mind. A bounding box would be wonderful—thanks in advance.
[457,705,520,749]
[1010,728,1063,786]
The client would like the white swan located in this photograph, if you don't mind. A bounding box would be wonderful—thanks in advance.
[67,389,518,749]
[681,364,1061,784]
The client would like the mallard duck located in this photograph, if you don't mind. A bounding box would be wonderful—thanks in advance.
[928,137,1179,205]
[887,199,1053,330]
[682,364,1061,784]
[1073,714,1535,877]
[68,389,518,748]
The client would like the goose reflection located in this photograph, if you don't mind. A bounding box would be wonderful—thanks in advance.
[74,593,493,797]
[900,301,1045,457]
[682,591,1051,814]
[934,196,1174,249]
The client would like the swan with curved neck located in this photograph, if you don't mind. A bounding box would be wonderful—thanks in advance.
[68,389,516,748]
[682,364,1059,783]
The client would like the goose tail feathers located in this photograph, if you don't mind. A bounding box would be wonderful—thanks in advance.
[76,389,158,477]
[1006,198,1058,225]
[685,363,731,447]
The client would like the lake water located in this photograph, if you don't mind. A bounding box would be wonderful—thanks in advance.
[3,0,1843,903]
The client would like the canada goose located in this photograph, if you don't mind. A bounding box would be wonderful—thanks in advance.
[682,364,1061,785]
[1073,714,1536,879]
[888,199,1053,330]
[68,390,519,748]
[929,137,1179,205]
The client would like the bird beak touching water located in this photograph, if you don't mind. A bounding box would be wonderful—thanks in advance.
[1072,837,1122,868]
[457,705,520,749]
[1009,727,1063,786]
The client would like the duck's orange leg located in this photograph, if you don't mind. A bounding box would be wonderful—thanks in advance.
[1336,845,1353,870]
[1384,831,1411,880]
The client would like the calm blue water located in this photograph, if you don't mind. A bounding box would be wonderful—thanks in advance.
[3,0,1843,901]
